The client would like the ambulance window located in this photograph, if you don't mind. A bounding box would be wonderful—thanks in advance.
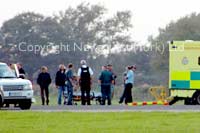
[199,57,200,65]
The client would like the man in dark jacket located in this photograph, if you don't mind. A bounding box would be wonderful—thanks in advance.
[55,64,67,105]
[99,66,114,105]
[37,66,51,105]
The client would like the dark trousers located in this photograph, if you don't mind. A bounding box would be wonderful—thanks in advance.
[40,86,49,105]
[66,86,73,105]
[119,84,126,103]
[124,83,133,104]
[80,85,91,105]
[101,85,111,105]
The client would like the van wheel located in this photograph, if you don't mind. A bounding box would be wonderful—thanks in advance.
[192,91,200,105]
[196,93,200,105]
[19,100,31,110]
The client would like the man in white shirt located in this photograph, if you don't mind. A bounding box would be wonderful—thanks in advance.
[77,60,94,105]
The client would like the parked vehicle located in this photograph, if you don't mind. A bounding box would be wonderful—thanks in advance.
[169,41,200,105]
[0,62,33,110]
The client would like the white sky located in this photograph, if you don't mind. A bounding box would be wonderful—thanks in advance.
[1,0,200,44]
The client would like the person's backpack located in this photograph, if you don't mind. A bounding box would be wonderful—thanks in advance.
[80,67,91,83]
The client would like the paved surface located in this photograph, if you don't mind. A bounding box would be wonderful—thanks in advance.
[2,105,200,112]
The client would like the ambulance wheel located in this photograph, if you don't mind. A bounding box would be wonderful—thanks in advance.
[195,94,200,105]
[192,91,200,105]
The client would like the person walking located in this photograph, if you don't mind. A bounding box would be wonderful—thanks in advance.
[55,64,67,105]
[124,66,134,104]
[65,63,75,105]
[37,66,51,105]
[77,60,93,105]
[99,65,114,105]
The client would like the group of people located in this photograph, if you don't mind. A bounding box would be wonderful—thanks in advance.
[37,60,94,106]
[36,60,135,106]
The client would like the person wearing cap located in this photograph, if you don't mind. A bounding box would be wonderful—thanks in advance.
[77,60,94,105]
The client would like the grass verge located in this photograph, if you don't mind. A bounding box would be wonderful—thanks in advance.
[0,112,199,133]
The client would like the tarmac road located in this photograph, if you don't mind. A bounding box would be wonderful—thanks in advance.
[2,105,200,112]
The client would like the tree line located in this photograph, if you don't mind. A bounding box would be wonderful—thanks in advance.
[0,3,200,95]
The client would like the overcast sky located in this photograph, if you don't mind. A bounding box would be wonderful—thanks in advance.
[1,0,200,44]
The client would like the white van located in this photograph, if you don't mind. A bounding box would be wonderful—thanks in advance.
[0,62,33,110]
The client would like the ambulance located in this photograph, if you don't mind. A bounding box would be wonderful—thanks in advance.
[169,41,200,105]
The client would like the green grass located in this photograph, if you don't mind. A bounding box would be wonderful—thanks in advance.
[0,112,200,133]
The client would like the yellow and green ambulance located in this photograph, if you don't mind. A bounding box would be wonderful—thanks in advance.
[169,40,200,105]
